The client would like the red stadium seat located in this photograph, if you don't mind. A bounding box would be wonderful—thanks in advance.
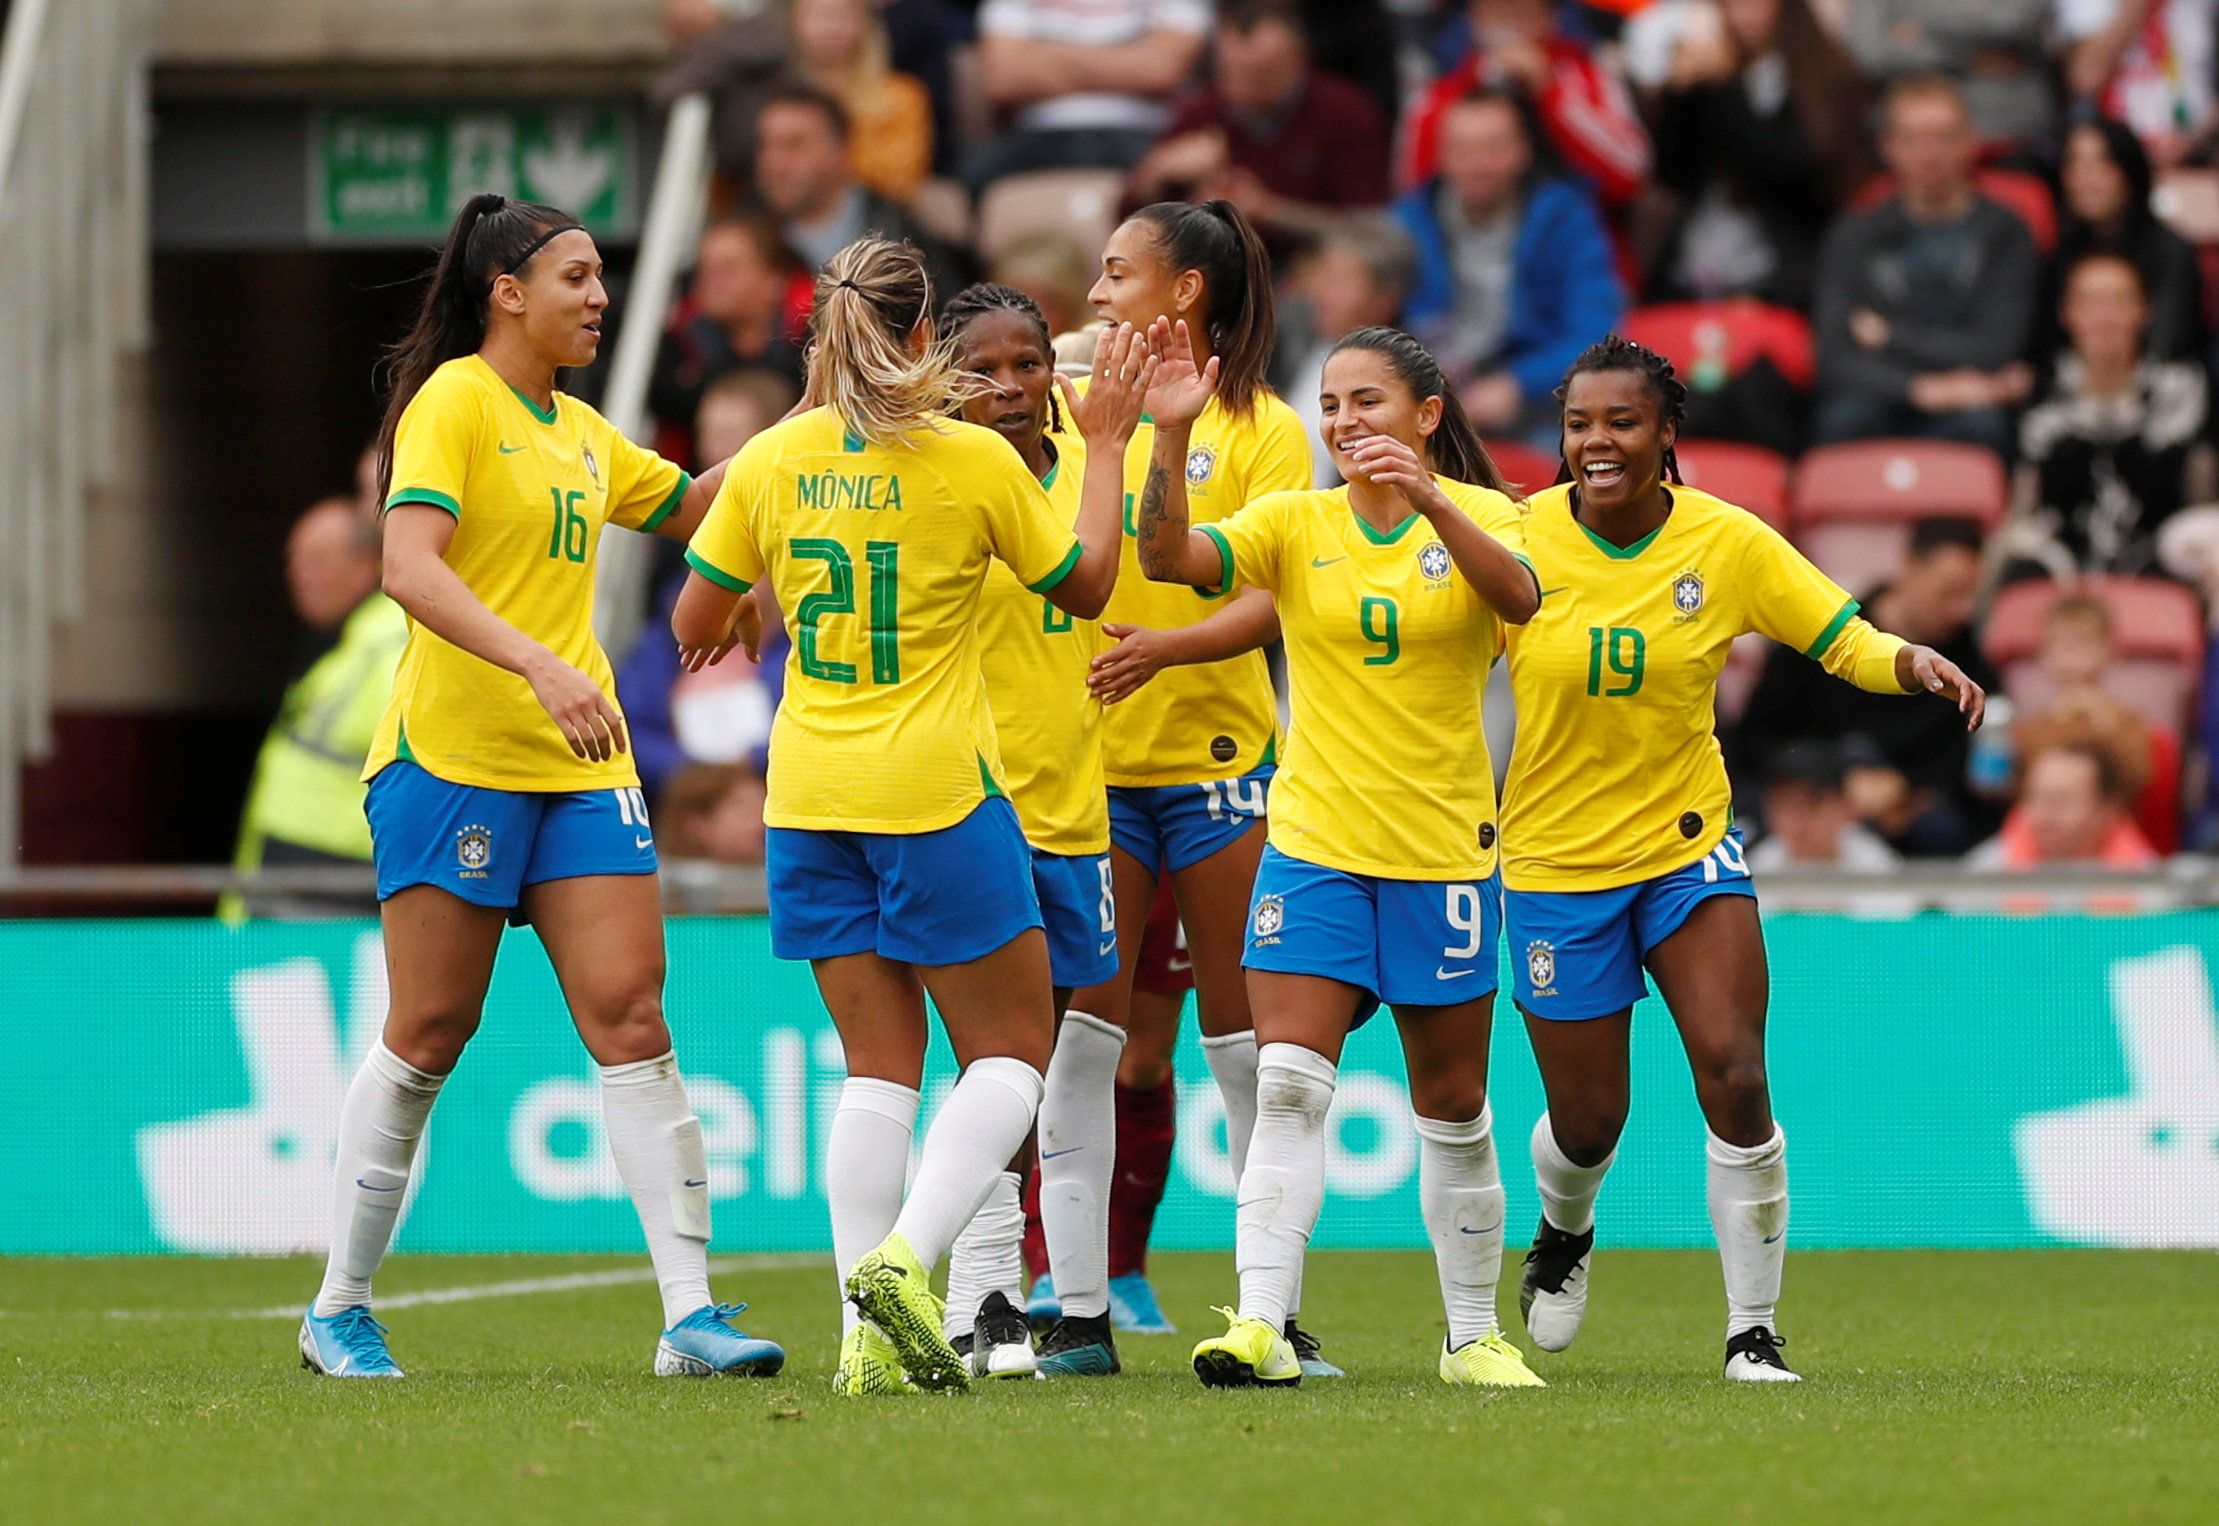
[976,170,1125,262]
[1622,301,1816,392]
[1790,440,2007,593]
[1981,575,2206,736]
[1850,169,2058,255]
[1484,439,1560,497]
[1674,440,1791,531]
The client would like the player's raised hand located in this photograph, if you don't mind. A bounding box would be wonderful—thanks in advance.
[1087,623,1175,704]
[1904,645,1987,731]
[1342,433,1442,511]
[1061,321,1156,447]
[1143,317,1219,428]
[526,652,630,761]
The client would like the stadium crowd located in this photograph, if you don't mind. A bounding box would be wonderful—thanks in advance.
[244,0,2219,880]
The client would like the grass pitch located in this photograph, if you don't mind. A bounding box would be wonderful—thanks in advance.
[3,1250,2213,1523]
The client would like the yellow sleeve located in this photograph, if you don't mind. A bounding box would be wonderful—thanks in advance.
[1738,519,1912,692]
[599,422,691,533]
[1196,492,1289,595]
[1815,617,1912,694]
[683,436,768,592]
[384,368,484,518]
[1471,487,1529,561]
[1247,401,1315,500]
[973,439,1081,592]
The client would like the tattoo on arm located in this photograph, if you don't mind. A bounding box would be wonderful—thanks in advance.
[1135,461,1173,579]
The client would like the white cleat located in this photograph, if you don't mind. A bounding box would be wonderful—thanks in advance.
[1518,1219,1593,1353]
[1723,1326,1801,1382]
[964,1291,1038,1380]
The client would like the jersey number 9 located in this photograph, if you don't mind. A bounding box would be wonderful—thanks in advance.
[1360,596,1400,666]
[792,538,901,685]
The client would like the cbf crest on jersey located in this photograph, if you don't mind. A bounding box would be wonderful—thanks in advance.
[1670,567,1705,621]
[581,442,601,489]
[1252,893,1285,943]
[1419,540,1452,583]
[1525,939,1558,995]
[456,824,494,877]
[1185,444,1218,486]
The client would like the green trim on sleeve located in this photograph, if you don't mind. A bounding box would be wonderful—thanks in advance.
[1804,597,1862,661]
[684,546,754,594]
[1196,523,1236,597]
[1025,539,1084,595]
[384,487,461,519]
[639,470,693,533]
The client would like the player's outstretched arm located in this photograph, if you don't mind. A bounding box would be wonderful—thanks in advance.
[1086,587,1280,705]
[1045,321,1157,619]
[671,573,763,674]
[1893,643,1986,731]
[1133,318,1229,590]
[648,456,731,544]
[1341,434,1539,624]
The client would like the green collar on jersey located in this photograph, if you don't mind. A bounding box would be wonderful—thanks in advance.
[506,384,558,426]
[1352,509,1419,545]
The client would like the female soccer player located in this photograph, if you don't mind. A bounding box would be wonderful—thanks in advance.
[1501,336,1985,1382]
[671,239,1150,1395]
[300,194,783,1381]
[1079,198,1325,1363]
[1136,323,1548,1390]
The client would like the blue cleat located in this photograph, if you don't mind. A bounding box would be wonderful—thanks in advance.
[1024,1272,1061,1329]
[299,1305,404,1379]
[1035,1314,1120,1377]
[1287,1320,1344,1379]
[1107,1272,1177,1334]
[654,1302,786,1377]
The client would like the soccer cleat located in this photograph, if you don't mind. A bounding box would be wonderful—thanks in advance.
[1439,1331,1547,1388]
[834,1320,908,1397]
[1285,1319,1343,1379]
[968,1292,1037,1380]
[1191,1307,1301,1389]
[1035,1313,1120,1377]
[654,1302,786,1377]
[1519,1218,1595,1352]
[1025,1272,1061,1329]
[1107,1272,1176,1334]
[298,1305,404,1379]
[1723,1326,1801,1383]
[845,1232,968,1392]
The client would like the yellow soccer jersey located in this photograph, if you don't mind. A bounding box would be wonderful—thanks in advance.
[1502,484,1908,891]
[366,354,690,791]
[687,407,1083,834]
[1099,391,1310,786]
[976,430,1109,856]
[1205,477,1527,879]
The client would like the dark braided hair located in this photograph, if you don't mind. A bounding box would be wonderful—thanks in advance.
[1327,326,1514,497]
[942,281,1063,433]
[1552,333,1688,488]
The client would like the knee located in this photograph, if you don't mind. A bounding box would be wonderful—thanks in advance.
[1409,1071,1485,1126]
[1118,1048,1173,1089]
[1697,1055,1772,1137]
[1548,1102,1626,1166]
[585,990,672,1065]
[385,1004,482,1074]
[1256,1046,1335,1124]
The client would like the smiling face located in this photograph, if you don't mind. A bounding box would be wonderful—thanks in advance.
[493,228,608,368]
[1560,367,1672,512]
[954,307,1055,456]
[1089,218,1194,329]
[1320,347,1441,482]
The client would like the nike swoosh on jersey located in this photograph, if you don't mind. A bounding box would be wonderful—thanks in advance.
[498,442,526,454]
[1310,555,1347,568]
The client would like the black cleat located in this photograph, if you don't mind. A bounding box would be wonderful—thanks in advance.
[1519,1218,1595,1352]
[1036,1312,1120,1376]
[1723,1325,1800,1383]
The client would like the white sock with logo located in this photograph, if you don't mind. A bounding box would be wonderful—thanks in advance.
[1532,1112,1615,1235]
[599,1050,714,1328]
[1038,1010,1125,1321]
[1234,1042,1336,1332]
[892,1056,1046,1270]
[314,1042,444,1317]
[945,1169,1025,1342]
[1417,1105,1505,1349]
[1706,1125,1788,1339]
[828,1076,919,1336]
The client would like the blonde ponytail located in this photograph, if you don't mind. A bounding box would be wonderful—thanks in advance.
[810,237,984,447]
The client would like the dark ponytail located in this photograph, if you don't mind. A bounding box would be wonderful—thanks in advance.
[1326,325,1514,497]
[1127,198,1276,416]
[1552,333,1687,488]
[374,193,583,502]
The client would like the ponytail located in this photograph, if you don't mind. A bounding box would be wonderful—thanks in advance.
[374,193,581,502]
[1127,199,1276,416]
[1325,325,1514,497]
[810,236,983,447]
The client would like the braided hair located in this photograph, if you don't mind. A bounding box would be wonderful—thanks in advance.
[1327,326,1512,496]
[1552,333,1688,488]
[942,281,1063,433]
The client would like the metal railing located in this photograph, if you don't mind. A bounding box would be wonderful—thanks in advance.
[0,0,154,865]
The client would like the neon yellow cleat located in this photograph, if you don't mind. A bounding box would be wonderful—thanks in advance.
[1439,1330,1548,1388]
[844,1233,969,1392]
[834,1320,909,1397]
[1191,1306,1301,1389]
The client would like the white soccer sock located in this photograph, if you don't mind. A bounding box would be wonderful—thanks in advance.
[1234,1042,1336,1332]
[828,1076,920,1336]
[599,1051,714,1328]
[892,1056,1046,1271]
[314,1042,443,1316]
[1038,1010,1125,1321]
[1532,1111,1616,1236]
[945,1170,1025,1341]
[1417,1105,1505,1349]
[1706,1125,1788,1339]
[1201,1028,1261,1181]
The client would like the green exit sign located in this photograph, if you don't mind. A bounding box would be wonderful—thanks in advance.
[310,106,638,243]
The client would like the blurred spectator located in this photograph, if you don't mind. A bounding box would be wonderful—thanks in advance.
[649,213,808,456]
[2015,592,2179,849]
[879,0,979,178]
[990,233,1097,339]
[1734,516,1999,855]
[2155,506,2219,845]
[970,0,1210,190]
[1123,0,1391,262]
[1812,76,2038,459]
[751,85,966,296]
[1293,0,1404,126]
[1274,216,1422,485]
[1396,87,1626,442]
[2060,0,2219,165]
[656,0,791,186]
[1965,737,2160,868]
[1645,0,1872,309]
[789,0,935,204]
[660,762,770,864]
[2008,253,2211,579]
[1839,0,2057,154]
[2050,118,2204,362]
[227,501,407,909]
[1401,0,1651,211]
[1746,740,1904,872]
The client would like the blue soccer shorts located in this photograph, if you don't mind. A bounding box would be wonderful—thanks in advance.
[366,759,657,911]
